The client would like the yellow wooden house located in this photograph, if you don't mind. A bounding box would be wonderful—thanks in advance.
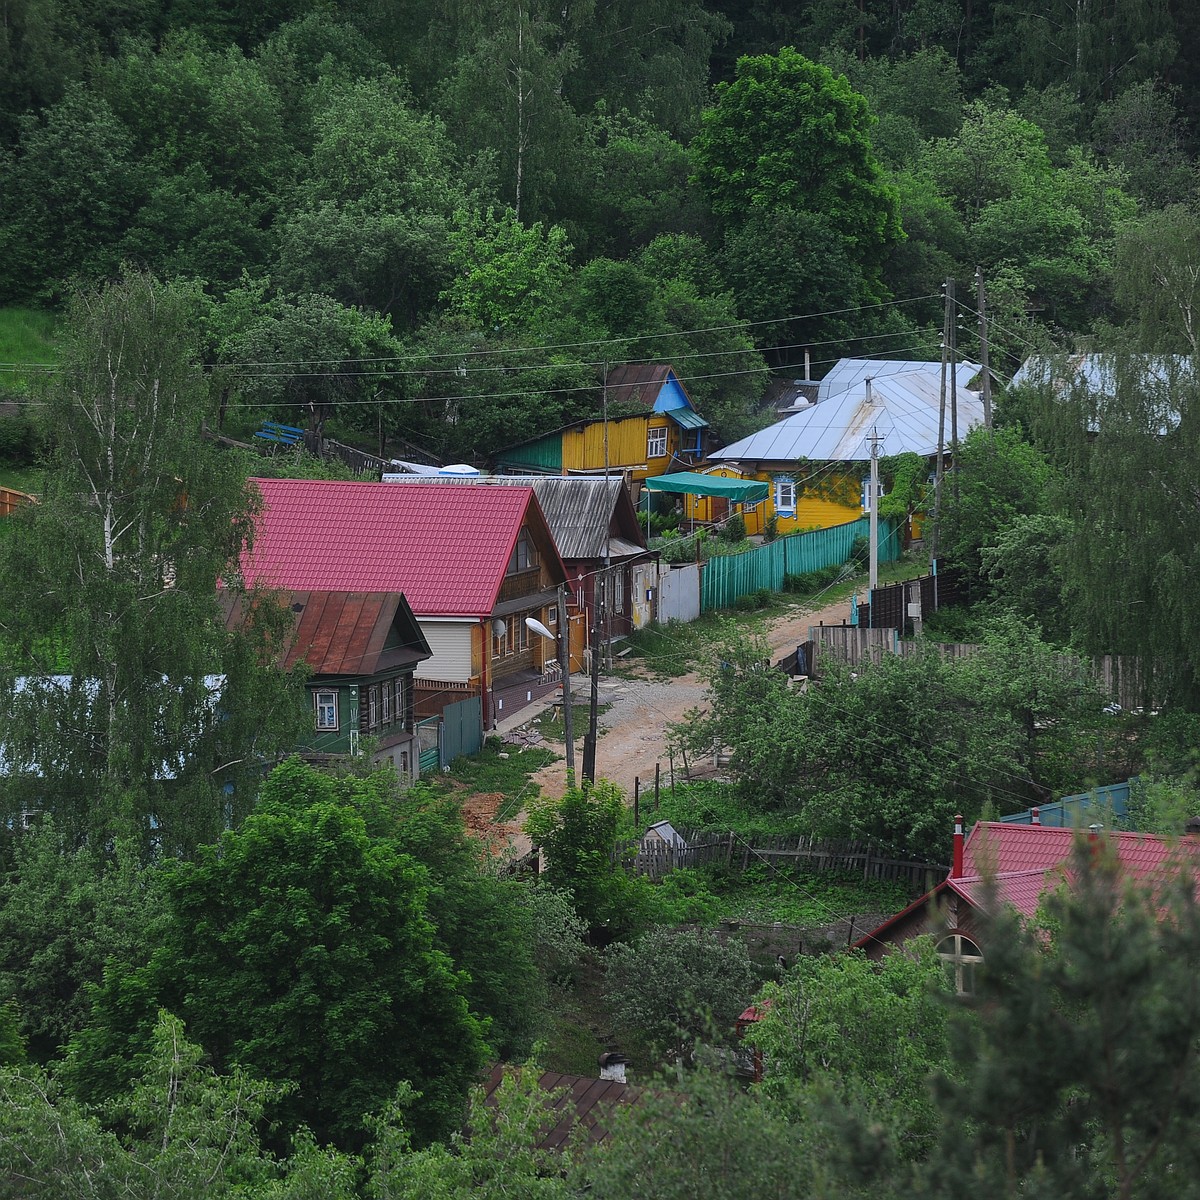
[494,364,710,487]
[710,359,985,536]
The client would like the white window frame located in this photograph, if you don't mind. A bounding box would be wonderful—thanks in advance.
[936,933,984,996]
[315,690,339,731]
[382,679,392,724]
[368,685,379,730]
[774,478,797,513]
[612,570,625,613]
[647,426,668,458]
[507,528,539,574]
[393,677,406,726]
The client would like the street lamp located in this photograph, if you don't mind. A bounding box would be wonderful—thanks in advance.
[526,587,574,778]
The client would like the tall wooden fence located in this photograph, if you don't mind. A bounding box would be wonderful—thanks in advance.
[0,486,33,517]
[853,571,959,629]
[700,517,902,612]
[808,628,1153,710]
[615,830,942,890]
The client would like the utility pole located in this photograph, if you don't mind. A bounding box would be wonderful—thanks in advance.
[949,276,959,504]
[976,266,992,430]
[557,584,574,780]
[931,277,952,566]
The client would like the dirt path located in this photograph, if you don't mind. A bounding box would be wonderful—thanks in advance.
[527,592,855,805]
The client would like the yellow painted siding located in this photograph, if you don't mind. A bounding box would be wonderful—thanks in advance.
[747,469,862,534]
[562,415,680,481]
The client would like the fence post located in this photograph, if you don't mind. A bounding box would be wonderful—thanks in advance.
[654,762,661,811]
[633,777,640,826]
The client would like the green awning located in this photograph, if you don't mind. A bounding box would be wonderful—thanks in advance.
[665,407,709,430]
[644,472,769,502]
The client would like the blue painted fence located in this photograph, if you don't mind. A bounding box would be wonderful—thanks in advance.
[700,517,902,613]
[999,781,1132,828]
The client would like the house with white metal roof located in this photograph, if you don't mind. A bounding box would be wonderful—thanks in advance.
[708,358,985,537]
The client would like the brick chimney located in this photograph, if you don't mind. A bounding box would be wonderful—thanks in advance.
[1031,807,1041,826]
[951,814,964,879]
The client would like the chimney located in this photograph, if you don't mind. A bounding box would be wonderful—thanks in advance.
[951,814,964,879]
[599,1052,627,1084]
[1031,807,1041,826]
[804,349,811,381]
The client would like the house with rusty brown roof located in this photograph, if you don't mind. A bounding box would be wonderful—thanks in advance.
[220,589,432,778]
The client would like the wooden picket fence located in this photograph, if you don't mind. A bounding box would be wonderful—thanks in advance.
[614,830,942,889]
[807,626,1153,711]
[0,486,33,517]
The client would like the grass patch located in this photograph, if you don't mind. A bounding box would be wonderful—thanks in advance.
[640,780,817,840]
[0,463,45,495]
[435,739,557,823]
[710,863,913,927]
[532,701,609,745]
[619,610,774,680]
[0,307,59,384]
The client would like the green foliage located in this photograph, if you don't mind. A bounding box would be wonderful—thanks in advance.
[70,759,489,1150]
[927,837,1200,1197]
[784,565,843,594]
[692,48,901,271]
[525,779,646,938]
[0,824,166,1063]
[935,424,1056,599]
[720,512,746,542]
[751,941,954,1156]
[0,271,304,850]
[0,307,58,397]
[605,926,756,1059]
[367,1067,573,1199]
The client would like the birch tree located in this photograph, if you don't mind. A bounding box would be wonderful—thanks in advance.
[0,271,302,851]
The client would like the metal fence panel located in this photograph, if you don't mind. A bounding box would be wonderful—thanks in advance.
[441,696,483,765]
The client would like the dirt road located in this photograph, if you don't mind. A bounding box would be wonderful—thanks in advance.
[524,592,856,807]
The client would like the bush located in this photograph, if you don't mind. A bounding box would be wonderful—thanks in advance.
[783,565,842,594]
[850,534,870,566]
[0,405,37,464]
[733,588,772,612]
[720,513,746,543]
[763,513,779,542]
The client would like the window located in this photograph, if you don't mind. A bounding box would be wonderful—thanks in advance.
[382,679,392,724]
[507,528,539,574]
[394,677,406,725]
[647,426,667,458]
[367,685,379,730]
[315,690,338,731]
[511,616,529,653]
[774,478,796,513]
[936,933,984,995]
[611,570,624,613]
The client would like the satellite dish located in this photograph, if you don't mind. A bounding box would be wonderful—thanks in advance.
[492,617,507,638]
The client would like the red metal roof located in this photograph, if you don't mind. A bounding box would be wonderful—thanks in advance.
[951,822,1200,918]
[241,479,547,618]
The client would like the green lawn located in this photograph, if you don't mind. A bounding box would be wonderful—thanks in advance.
[0,306,59,392]
[0,462,44,495]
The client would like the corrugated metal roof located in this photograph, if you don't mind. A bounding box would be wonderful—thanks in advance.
[816,358,981,403]
[604,363,673,408]
[667,406,709,430]
[480,1064,646,1149]
[241,480,554,618]
[219,589,431,676]
[382,474,647,561]
[714,363,986,464]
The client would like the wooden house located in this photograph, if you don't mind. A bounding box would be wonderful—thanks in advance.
[711,359,983,537]
[855,815,1200,993]
[219,589,431,777]
[389,474,657,662]
[239,479,569,730]
[494,364,711,492]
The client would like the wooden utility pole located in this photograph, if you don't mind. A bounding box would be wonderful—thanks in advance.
[930,277,952,565]
[976,266,992,429]
[949,276,959,503]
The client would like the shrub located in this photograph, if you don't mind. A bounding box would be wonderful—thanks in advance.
[720,513,746,543]
[0,405,37,464]
[763,513,779,542]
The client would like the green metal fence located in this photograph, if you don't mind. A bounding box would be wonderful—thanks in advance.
[700,517,901,612]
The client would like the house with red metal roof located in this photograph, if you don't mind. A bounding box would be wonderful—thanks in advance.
[855,815,1200,992]
[219,589,432,777]
[238,479,569,730]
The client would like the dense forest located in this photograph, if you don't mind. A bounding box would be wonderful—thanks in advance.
[4,0,1200,459]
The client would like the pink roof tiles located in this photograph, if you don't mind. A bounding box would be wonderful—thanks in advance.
[241,479,550,618]
[951,823,1200,919]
